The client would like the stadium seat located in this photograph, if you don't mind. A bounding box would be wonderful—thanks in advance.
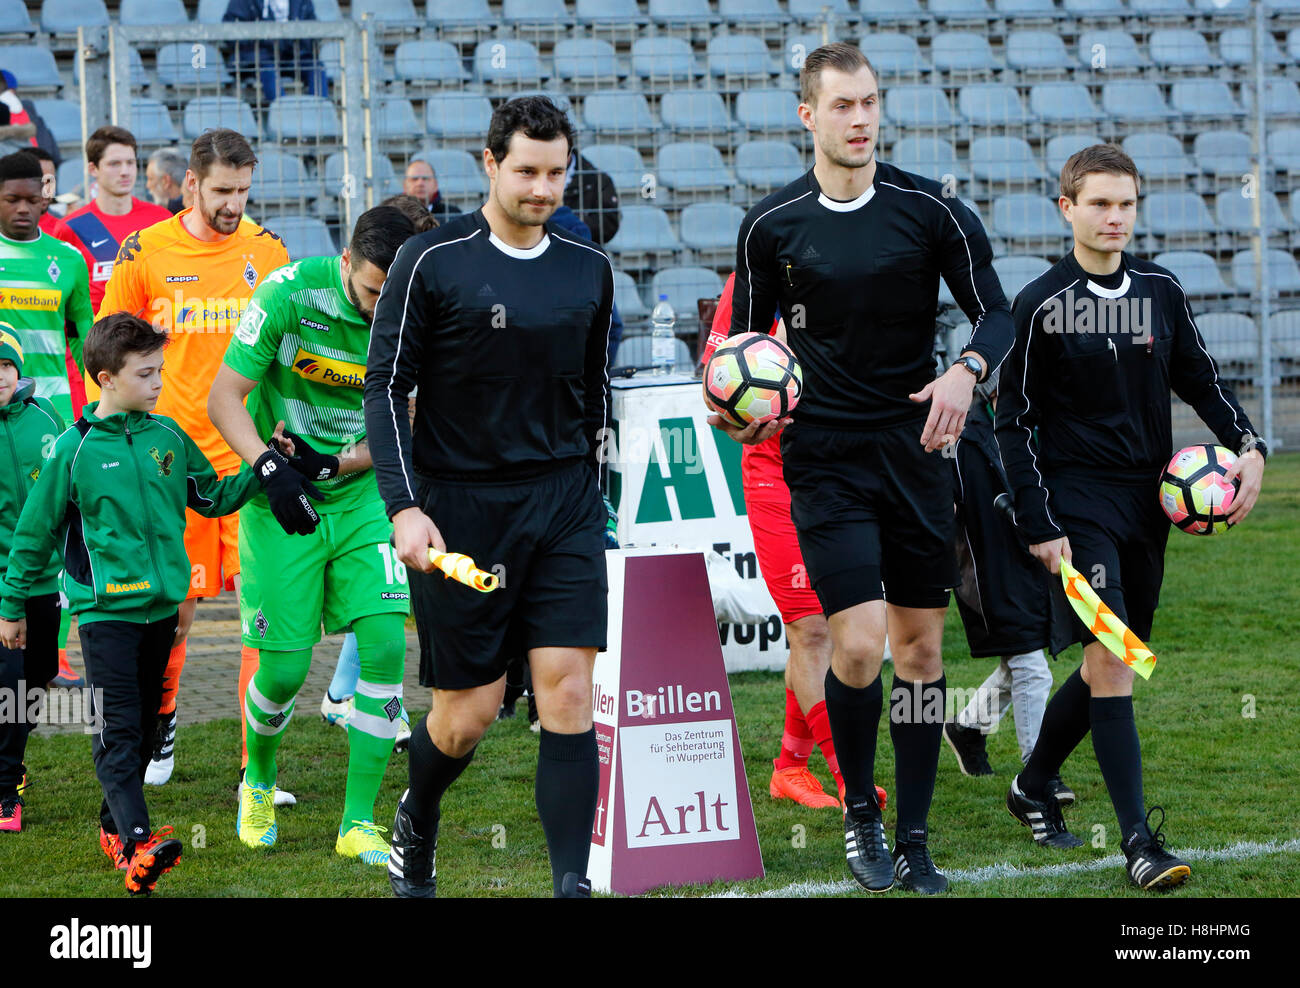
[862,34,928,78]
[605,206,682,254]
[995,0,1058,12]
[1029,83,1104,124]
[267,96,342,144]
[1269,310,1300,363]
[425,0,492,26]
[576,0,647,24]
[1193,0,1250,11]
[311,0,341,20]
[858,0,922,22]
[321,152,400,216]
[1063,0,1125,13]
[613,335,692,371]
[735,89,801,133]
[651,267,724,323]
[473,40,546,86]
[424,92,494,140]
[889,135,968,182]
[659,91,734,135]
[993,256,1052,302]
[128,98,179,146]
[267,216,335,261]
[719,0,784,23]
[631,37,702,81]
[930,32,999,74]
[503,0,573,26]
[1149,29,1212,69]
[1077,30,1145,71]
[415,149,487,201]
[553,38,622,83]
[1194,131,1253,177]
[1214,191,1290,233]
[1196,312,1257,366]
[992,194,1067,240]
[1006,31,1071,73]
[706,35,773,80]
[351,0,421,22]
[196,0,226,21]
[928,0,993,19]
[656,143,735,191]
[253,149,321,205]
[55,159,85,199]
[612,270,649,321]
[1218,27,1285,68]
[958,84,1027,128]
[1101,81,1176,123]
[1232,249,1300,292]
[374,98,420,146]
[1268,129,1300,173]
[4,47,62,91]
[394,41,470,85]
[1122,133,1196,183]
[514,90,572,114]
[1170,80,1243,120]
[1153,251,1231,295]
[883,85,960,128]
[735,140,804,188]
[1241,80,1300,119]
[788,0,852,22]
[968,137,1047,184]
[647,0,717,23]
[1129,0,1192,12]
[1142,192,1214,236]
[0,0,33,33]
[1045,133,1101,175]
[681,202,747,251]
[120,0,189,24]
[584,144,646,192]
[183,96,259,140]
[41,0,107,32]
[155,41,232,88]
[781,32,825,78]
[583,92,659,136]
[30,99,79,148]
[1290,29,1300,64]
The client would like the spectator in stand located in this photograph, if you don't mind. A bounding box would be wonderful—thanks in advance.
[0,71,60,165]
[403,158,461,226]
[223,0,328,103]
[146,149,188,214]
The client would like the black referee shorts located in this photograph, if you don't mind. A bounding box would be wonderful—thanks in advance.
[1046,473,1169,644]
[780,419,958,616]
[410,460,608,690]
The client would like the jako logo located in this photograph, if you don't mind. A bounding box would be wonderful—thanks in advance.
[49,920,151,968]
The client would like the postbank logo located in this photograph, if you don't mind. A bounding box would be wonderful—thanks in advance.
[291,348,365,389]
[0,287,60,311]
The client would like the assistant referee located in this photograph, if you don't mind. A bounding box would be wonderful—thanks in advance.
[716,43,1014,894]
[363,96,613,899]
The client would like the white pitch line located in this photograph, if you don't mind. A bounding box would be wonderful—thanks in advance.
[704,838,1300,898]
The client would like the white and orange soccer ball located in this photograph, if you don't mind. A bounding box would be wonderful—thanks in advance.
[703,332,803,429]
[1159,444,1239,535]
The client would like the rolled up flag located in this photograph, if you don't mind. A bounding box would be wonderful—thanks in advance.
[1059,557,1156,680]
[428,549,498,593]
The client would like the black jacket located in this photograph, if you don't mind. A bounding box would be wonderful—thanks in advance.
[223,0,319,70]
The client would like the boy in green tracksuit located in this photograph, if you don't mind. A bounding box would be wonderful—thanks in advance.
[0,324,65,834]
[0,313,260,895]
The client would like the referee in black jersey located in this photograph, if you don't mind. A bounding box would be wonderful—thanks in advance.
[363,96,613,898]
[995,144,1265,890]
[718,43,1014,894]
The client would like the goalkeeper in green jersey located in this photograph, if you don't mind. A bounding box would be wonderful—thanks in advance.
[208,206,417,866]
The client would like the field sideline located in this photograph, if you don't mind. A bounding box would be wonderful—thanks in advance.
[2,454,1297,899]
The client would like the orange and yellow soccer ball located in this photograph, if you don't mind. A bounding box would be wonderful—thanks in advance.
[1159,444,1238,535]
[704,332,802,429]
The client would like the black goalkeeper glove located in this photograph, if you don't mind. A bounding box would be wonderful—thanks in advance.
[270,429,340,482]
[254,448,323,535]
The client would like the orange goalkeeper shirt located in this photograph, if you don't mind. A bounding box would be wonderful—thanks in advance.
[92,210,290,473]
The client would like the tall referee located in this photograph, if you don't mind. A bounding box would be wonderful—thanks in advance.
[717,43,1014,894]
[363,96,613,898]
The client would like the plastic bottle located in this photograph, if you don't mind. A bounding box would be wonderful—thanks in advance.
[650,294,676,376]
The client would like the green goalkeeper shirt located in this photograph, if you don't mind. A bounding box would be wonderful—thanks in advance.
[224,254,378,514]
[0,230,92,418]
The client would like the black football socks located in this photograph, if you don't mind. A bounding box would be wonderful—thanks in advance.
[405,715,476,835]
[891,674,945,844]
[824,669,882,808]
[1019,667,1092,798]
[536,727,599,896]
[1091,695,1146,836]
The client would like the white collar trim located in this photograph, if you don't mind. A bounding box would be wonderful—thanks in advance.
[1086,272,1131,298]
[489,231,550,259]
[817,184,877,212]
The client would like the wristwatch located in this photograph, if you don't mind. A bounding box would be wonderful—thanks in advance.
[955,353,985,383]
[1240,434,1269,461]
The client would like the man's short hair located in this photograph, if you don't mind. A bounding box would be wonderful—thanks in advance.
[84,312,167,380]
[86,126,137,167]
[19,146,54,164]
[149,147,188,188]
[189,128,258,181]
[485,96,575,165]
[1060,144,1141,202]
[406,158,436,179]
[799,42,877,108]
[348,205,416,272]
[379,193,438,233]
[0,151,42,184]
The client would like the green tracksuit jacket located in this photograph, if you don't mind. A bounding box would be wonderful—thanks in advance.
[0,401,259,625]
[0,379,64,598]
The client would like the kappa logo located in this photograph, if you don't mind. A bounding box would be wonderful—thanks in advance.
[476,283,496,297]
[383,696,402,721]
[118,232,142,263]
[165,275,200,284]
[149,446,174,476]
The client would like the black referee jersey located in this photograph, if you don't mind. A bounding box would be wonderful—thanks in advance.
[363,209,614,517]
[730,159,1014,429]
[994,250,1262,544]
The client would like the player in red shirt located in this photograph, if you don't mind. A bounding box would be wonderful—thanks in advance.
[703,273,885,811]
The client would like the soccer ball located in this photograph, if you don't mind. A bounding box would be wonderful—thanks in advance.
[703,332,803,429]
[1158,444,1239,535]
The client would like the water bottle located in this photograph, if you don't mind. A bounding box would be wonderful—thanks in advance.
[650,294,676,376]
